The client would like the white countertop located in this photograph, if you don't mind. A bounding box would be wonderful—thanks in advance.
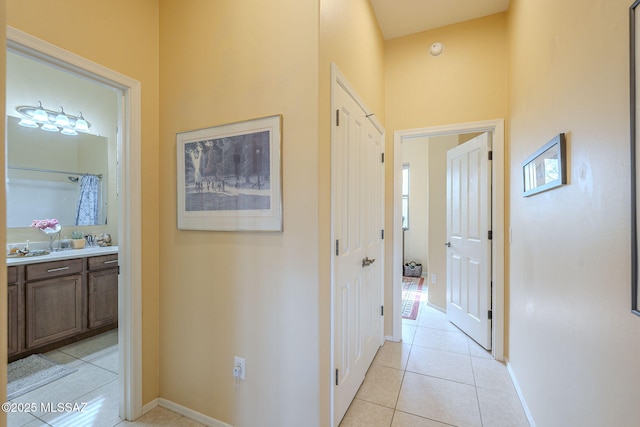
[7,246,118,266]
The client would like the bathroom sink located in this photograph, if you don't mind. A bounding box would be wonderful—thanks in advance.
[7,249,50,258]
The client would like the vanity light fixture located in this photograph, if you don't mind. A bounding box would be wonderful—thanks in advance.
[16,101,91,135]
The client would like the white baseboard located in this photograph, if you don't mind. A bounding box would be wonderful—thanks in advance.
[141,397,232,427]
[142,398,158,415]
[506,360,536,427]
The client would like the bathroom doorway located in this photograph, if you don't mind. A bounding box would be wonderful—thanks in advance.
[5,27,143,421]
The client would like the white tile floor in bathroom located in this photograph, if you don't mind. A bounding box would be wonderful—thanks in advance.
[339,284,530,427]
[6,330,203,427]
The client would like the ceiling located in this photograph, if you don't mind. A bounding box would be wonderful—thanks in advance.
[370,0,510,40]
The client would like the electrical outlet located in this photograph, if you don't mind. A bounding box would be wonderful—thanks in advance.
[431,274,437,284]
[233,356,246,380]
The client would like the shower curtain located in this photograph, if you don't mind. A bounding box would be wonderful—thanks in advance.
[75,175,100,225]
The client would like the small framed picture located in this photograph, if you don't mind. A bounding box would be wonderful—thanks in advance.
[177,115,283,231]
[522,133,567,197]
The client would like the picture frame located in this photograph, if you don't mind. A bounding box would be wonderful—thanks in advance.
[522,133,567,197]
[630,1,640,315]
[176,114,283,231]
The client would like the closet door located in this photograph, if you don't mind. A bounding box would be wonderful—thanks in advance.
[332,74,385,425]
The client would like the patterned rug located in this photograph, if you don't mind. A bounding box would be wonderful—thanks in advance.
[7,354,77,399]
[402,276,425,320]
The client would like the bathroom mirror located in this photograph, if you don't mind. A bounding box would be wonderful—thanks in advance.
[6,116,109,228]
[6,48,118,232]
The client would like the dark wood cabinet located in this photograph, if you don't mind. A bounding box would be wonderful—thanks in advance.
[87,254,119,329]
[7,253,118,361]
[25,274,83,349]
[7,266,23,357]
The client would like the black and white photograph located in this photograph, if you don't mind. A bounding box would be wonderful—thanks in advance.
[177,115,282,231]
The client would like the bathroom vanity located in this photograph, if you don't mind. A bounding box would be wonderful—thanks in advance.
[7,246,118,362]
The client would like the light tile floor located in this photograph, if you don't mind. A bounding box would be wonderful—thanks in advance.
[7,330,204,427]
[7,286,530,427]
[340,285,530,427]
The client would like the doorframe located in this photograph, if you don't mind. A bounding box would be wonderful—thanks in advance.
[392,119,505,361]
[7,27,144,419]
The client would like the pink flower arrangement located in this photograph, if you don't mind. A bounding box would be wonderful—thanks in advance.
[31,218,60,230]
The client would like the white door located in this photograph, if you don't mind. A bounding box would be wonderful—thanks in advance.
[446,133,492,350]
[333,81,385,425]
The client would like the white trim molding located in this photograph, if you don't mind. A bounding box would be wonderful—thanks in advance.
[507,361,536,427]
[393,119,505,361]
[159,399,233,427]
[6,26,143,420]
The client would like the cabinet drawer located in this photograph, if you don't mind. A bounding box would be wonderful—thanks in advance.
[7,266,19,284]
[87,254,119,271]
[26,258,83,281]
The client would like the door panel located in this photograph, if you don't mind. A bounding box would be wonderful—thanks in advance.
[446,133,492,350]
[333,79,384,425]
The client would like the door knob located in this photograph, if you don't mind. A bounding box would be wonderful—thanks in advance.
[445,242,451,247]
[362,257,376,268]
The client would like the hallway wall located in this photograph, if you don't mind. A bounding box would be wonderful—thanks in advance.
[159,1,320,425]
[507,0,640,424]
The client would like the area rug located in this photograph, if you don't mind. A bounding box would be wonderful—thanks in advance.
[402,276,424,320]
[7,354,77,400]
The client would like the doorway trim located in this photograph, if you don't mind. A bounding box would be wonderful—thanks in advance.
[392,119,505,361]
[7,27,143,419]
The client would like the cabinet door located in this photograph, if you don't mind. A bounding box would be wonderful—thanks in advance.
[87,268,118,329]
[26,275,83,349]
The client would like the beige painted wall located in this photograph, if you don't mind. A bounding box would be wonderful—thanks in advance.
[0,3,7,426]
[159,1,320,425]
[385,13,507,130]
[508,0,640,424]
[402,137,429,269]
[427,135,459,309]
[6,0,161,406]
[319,1,385,424]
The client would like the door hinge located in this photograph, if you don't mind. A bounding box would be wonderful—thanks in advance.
[335,369,339,386]
[335,239,339,256]
[336,109,340,127]
[488,230,493,240]
[488,310,493,320]
[488,150,493,160]
[381,153,385,163]
[381,229,385,239]
[381,305,384,316]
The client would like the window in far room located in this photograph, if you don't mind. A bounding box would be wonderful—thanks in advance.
[402,163,410,230]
